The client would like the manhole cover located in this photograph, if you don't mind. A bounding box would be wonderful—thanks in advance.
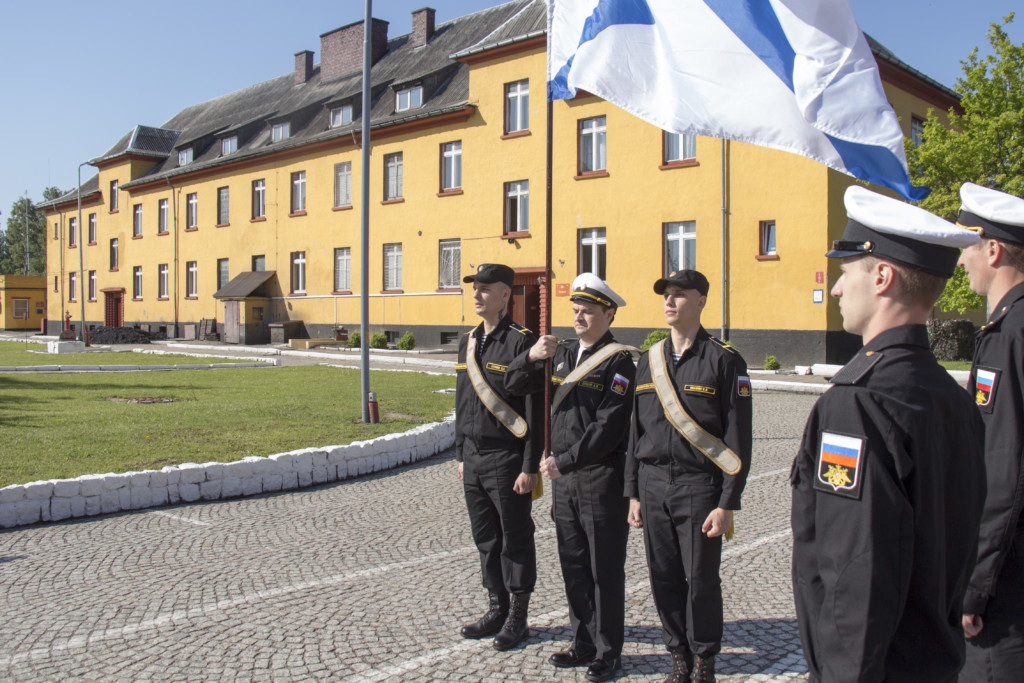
[106,397,178,404]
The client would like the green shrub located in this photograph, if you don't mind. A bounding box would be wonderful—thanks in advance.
[927,319,976,361]
[640,329,670,352]
[347,330,361,348]
[370,333,389,349]
[764,354,782,371]
[396,332,416,350]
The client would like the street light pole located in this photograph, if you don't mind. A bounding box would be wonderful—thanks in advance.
[77,163,89,344]
[24,190,30,276]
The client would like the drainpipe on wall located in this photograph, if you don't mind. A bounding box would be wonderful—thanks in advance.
[76,163,88,344]
[166,178,179,337]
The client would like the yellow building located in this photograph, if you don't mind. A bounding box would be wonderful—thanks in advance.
[0,275,46,331]
[39,0,960,364]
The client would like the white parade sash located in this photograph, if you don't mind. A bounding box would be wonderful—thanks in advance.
[550,343,637,414]
[648,339,742,475]
[465,330,528,438]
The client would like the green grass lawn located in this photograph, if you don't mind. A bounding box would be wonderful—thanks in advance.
[939,360,973,371]
[0,341,249,366]
[0,365,455,487]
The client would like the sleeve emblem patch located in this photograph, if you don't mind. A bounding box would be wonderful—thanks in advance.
[737,375,751,397]
[611,373,630,395]
[814,431,864,500]
[975,368,998,406]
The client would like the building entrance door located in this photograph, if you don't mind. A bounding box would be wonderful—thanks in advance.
[224,301,240,343]
[509,268,544,333]
[102,290,123,327]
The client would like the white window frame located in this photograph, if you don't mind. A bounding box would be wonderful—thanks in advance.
[217,186,230,225]
[441,141,462,191]
[395,86,422,111]
[178,148,193,166]
[291,251,306,294]
[330,105,353,128]
[186,261,198,298]
[438,239,461,290]
[133,266,143,299]
[221,136,238,156]
[217,258,230,292]
[579,228,607,279]
[759,220,777,256]
[334,162,352,208]
[186,192,198,228]
[68,272,78,302]
[504,180,529,234]
[505,80,529,133]
[133,204,142,237]
[69,217,77,247]
[911,116,925,147]
[158,264,168,299]
[664,131,696,163]
[109,238,119,270]
[252,179,266,219]
[291,171,306,213]
[110,180,119,211]
[272,121,290,142]
[579,116,607,173]
[384,153,403,201]
[88,213,96,243]
[88,270,97,301]
[665,221,697,274]
[383,243,403,291]
[158,200,168,233]
[334,247,351,292]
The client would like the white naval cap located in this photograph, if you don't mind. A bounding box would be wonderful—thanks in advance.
[826,185,979,277]
[570,272,626,308]
[958,182,1024,245]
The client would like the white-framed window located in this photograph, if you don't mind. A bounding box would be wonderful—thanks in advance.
[109,238,119,270]
[221,136,237,156]
[334,247,351,292]
[579,227,607,279]
[290,251,306,293]
[133,204,142,237]
[330,104,353,128]
[384,153,403,200]
[441,141,462,191]
[395,86,422,111]
[158,264,168,299]
[13,298,29,319]
[911,116,925,147]
[133,266,143,299]
[383,243,402,291]
[438,239,461,290]
[69,217,77,247]
[665,221,697,273]
[272,121,290,142]
[759,220,777,256]
[178,148,193,166]
[53,221,59,240]
[186,261,198,297]
[157,200,168,233]
[88,271,97,301]
[88,213,97,244]
[217,258,230,291]
[252,179,266,219]
[109,180,119,211]
[334,162,352,208]
[664,131,696,163]
[579,116,607,173]
[504,180,529,234]
[68,272,77,302]
[505,80,529,133]
[217,186,230,225]
[186,192,198,228]
[291,171,306,213]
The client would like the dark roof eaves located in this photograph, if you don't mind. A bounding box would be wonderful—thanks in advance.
[450,29,546,60]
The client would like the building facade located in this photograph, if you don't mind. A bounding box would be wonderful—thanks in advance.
[0,276,46,332]
[39,0,959,364]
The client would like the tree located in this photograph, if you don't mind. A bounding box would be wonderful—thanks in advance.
[0,186,63,276]
[906,12,1023,313]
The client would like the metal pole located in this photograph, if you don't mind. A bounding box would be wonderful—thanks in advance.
[24,191,30,276]
[360,0,372,423]
[543,96,554,460]
[77,163,88,343]
[720,139,727,341]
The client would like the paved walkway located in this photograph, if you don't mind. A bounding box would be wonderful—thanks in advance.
[0,390,815,682]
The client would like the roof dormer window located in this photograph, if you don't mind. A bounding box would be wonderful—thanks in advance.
[221,136,238,156]
[272,121,290,142]
[396,86,422,112]
[330,104,353,128]
[178,147,193,166]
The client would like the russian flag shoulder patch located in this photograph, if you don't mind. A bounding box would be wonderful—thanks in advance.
[814,431,865,500]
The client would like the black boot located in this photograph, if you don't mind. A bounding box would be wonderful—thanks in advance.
[691,654,716,683]
[460,591,509,639]
[492,592,530,651]
[663,645,693,683]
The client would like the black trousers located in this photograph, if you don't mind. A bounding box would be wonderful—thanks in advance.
[638,462,723,656]
[553,461,630,659]
[961,542,1024,682]
[462,445,536,595]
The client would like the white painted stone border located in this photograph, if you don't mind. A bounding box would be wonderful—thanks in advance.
[0,413,456,529]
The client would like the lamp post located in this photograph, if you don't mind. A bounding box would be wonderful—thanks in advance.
[77,163,89,344]
[24,190,30,276]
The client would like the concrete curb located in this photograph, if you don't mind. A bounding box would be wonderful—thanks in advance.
[0,414,456,529]
[0,362,273,373]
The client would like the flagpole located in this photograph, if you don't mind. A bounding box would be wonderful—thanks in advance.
[543,80,554,462]
[360,0,372,423]
[720,138,727,341]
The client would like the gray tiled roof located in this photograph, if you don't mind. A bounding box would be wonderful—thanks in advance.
[38,173,101,209]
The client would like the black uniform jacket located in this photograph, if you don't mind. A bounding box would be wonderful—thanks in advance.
[965,280,1024,615]
[625,328,752,510]
[455,315,543,474]
[791,324,986,683]
[505,331,636,473]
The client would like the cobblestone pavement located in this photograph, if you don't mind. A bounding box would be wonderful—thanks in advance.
[0,390,815,682]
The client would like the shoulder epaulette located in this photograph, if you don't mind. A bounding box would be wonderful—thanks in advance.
[830,350,884,386]
[510,323,531,335]
[709,336,737,354]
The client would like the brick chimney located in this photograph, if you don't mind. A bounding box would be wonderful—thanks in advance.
[320,18,389,83]
[294,50,314,85]
[411,8,436,48]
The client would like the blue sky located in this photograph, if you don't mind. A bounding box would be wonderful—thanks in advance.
[1,0,1020,224]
